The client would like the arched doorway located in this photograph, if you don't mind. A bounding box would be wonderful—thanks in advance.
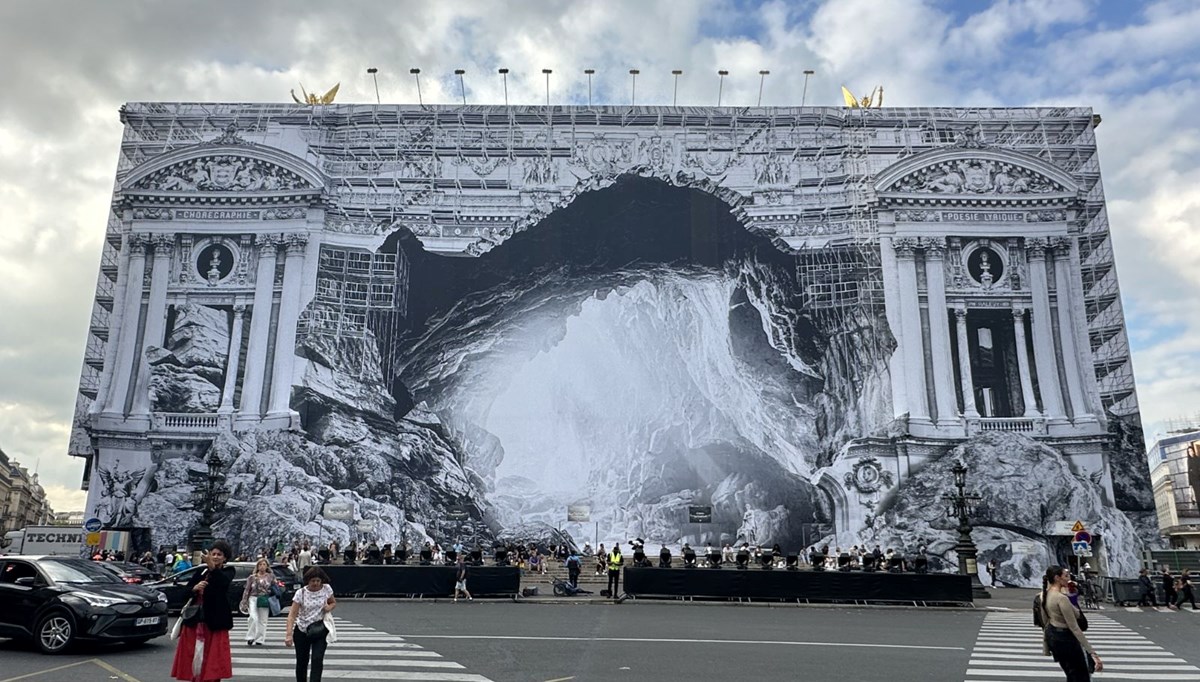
[383,175,877,548]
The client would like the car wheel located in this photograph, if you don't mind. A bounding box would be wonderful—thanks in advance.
[35,612,74,654]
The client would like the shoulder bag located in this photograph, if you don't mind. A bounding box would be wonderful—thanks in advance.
[180,597,204,626]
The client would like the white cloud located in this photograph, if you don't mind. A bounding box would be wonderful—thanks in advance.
[1,0,1199,499]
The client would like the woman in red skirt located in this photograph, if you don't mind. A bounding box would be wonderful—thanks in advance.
[171,539,235,682]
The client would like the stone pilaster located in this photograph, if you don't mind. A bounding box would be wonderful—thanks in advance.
[268,233,308,417]
[1026,237,1065,419]
[131,234,175,416]
[954,306,979,418]
[218,304,246,414]
[1011,307,1040,417]
[1052,236,1092,422]
[894,237,929,421]
[105,234,149,415]
[922,238,957,426]
[239,235,281,418]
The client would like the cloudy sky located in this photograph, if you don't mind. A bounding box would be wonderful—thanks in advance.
[2,0,1199,512]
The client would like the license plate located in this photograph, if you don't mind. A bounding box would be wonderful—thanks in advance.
[135,616,161,627]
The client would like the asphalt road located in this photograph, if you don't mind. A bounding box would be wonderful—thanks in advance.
[3,598,1200,682]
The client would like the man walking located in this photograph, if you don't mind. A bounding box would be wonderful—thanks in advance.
[986,558,998,587]
[1162,566,1178,609]
[1138,568,1158,607]
[607,543,624,601]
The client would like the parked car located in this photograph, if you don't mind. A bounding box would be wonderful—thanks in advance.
[0,555,169,653]
[95,561,162,585]
[146,561,298,615]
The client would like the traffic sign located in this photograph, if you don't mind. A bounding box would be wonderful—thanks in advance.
[85,532,101,546]
[83,517,102,533]
[1072,540,1091,555]
[1073,531,1092,545]
[1071,520,1087,533]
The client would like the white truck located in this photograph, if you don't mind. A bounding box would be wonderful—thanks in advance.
[0,526,87,556]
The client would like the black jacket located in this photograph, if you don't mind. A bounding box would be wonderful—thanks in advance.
[186,565,235,632]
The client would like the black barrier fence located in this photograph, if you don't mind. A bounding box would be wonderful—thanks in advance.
[623,567,973,603]
[321,565,521,598]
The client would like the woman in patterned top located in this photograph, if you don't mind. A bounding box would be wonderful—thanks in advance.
[285,566,337,682]
[240,558,275,646]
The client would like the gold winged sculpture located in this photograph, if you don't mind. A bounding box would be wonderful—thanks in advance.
[841,85,884,108]
[291,83,341,105]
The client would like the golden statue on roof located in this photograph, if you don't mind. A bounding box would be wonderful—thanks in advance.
[841,85,884,108]
[291,83,341,105]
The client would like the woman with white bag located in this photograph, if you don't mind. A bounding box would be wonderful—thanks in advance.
[240,559,275,646]
[285,566,337,682]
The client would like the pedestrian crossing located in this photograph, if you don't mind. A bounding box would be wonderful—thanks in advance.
[229,616,495,681]
[965,611,1200,680]
[1124,605,1200,613]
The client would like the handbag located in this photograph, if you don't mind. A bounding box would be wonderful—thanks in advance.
[256,594,271,608]
[180,599,204,626]
[1077,611,1088,631]
[267,595,282,617]
[304,620,328,638]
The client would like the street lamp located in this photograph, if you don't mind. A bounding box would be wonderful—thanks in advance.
[189,447,228,552]
[941,460,990,599]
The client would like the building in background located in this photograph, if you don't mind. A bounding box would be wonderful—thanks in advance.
[50,510,86,526]
[66,103,1150,583]
[0,447,54,532]
[1150,429,1200,548]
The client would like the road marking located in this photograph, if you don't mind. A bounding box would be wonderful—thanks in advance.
[963,612,1200,681]
[232,617,494,681]
[398,634,964,651]
[0,659,144,682]
[0,660,91,682]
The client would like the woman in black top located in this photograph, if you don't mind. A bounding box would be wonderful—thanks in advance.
[171,540,236,682]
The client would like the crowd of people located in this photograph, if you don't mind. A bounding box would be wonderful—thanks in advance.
[165,538,338,682]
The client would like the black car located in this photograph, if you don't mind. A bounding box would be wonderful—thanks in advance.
[147,562,298,615]
[95,561,162,585]
[0,555,169,653]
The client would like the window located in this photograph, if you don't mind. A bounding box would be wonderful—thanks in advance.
[0,561,37,585]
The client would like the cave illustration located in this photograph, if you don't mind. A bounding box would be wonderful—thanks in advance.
[383,177,877,549]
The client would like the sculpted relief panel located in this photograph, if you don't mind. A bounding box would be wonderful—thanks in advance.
[892,159,1066,195]
[134,155,313,192]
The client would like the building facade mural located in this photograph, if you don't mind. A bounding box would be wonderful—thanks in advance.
[70,104,1150,584]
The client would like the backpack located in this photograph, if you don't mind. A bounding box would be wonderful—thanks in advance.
[1032,593,1044,628]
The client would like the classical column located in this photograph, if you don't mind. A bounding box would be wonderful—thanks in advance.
[1052,237,1091,421]
[954,307,979,418]
[922,238,958,427]
[131,235,175,416]
[105,234,148,415]
[268,233,308,416]
[879,235,908,419]
[1011,307,1040,417]
[1026,238,1065,419]
[239,235,281,417]
[218,305,246,414]
[894,238,929,421]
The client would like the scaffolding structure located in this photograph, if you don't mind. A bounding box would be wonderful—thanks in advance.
[69,103,1141,459]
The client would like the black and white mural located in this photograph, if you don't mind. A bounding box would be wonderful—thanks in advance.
[74,105,1154,584]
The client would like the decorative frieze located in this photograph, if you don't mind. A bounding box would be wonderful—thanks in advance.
[893,159,1065,195]
[135,156,311,192]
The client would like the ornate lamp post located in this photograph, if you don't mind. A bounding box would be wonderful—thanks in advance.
[942,460,990,599]
[189,448,227,552]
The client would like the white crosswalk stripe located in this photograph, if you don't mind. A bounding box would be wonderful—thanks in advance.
[964,612,1200,680]
[228,616,495,681]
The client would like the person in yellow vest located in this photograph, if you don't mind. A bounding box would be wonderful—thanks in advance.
[607,543,624,600]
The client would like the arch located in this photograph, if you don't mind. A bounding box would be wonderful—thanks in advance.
[119,139,326,195]
[398,166,766,258]
[873,147,1079,201]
